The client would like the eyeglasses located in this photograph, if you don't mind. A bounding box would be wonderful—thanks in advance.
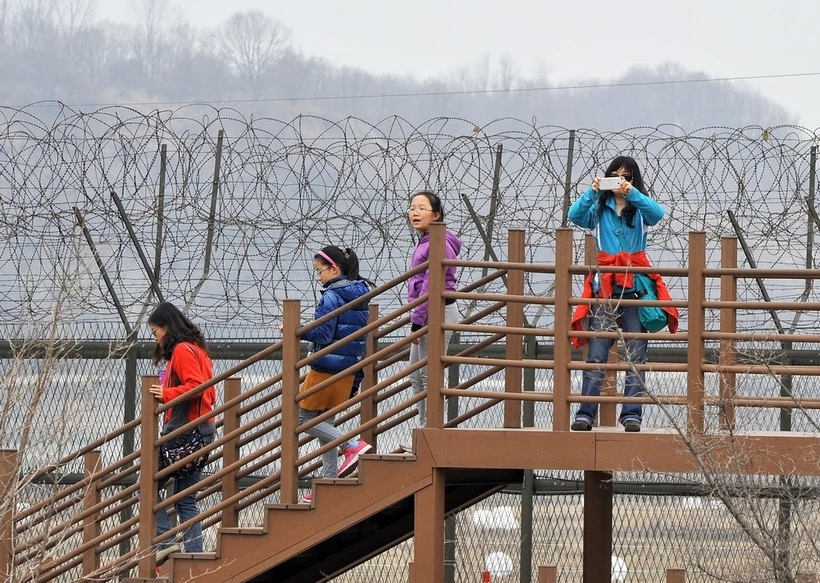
[315,265,333,276]
[608,174,633,182]
[407,207,432,214]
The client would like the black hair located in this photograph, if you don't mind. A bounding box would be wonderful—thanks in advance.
[410,190,444,222]
[147,302,209,364]
[597,156,651,229]
[315,246,363,281]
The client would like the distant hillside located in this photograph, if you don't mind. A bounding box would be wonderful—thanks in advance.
[0,3,793,128]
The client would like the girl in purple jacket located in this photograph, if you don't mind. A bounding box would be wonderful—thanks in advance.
[403,191,462,450]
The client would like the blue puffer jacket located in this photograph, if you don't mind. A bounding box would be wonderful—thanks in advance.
[301,276,370,374]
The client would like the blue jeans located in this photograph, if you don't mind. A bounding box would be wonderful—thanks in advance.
[575,302,647,425]
[156,433,214,552]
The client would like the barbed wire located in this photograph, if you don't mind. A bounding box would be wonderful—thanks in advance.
[0,102,817,340]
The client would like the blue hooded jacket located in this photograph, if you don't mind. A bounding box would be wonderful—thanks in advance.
[301,276,370,374]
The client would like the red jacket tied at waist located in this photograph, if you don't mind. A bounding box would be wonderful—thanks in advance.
[570,250,679,348]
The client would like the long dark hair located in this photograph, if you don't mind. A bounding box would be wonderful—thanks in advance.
[597,156,650,229]
[148,302,208,364]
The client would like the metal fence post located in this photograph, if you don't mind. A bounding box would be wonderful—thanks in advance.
[444,335,460,583]
[520,324,537,583]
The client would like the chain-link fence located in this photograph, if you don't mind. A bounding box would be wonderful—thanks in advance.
[2,104,820,581]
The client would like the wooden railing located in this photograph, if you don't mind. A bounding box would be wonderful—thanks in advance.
[4,224,820,581]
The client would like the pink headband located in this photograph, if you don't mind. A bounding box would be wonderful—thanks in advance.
[316,250,337,267]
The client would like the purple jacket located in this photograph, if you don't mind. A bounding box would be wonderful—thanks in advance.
[407,229,462,327]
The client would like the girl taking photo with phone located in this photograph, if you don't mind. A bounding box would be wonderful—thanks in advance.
[568,156,678,433]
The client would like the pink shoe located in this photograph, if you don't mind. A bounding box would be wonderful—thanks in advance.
[338,441,372,477]
[302,492,313,503]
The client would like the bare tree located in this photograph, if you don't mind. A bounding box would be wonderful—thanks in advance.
[0,228,135,581]
[494,53,516,91]
[12,0,56,53]
[213,10,291,98]
[622,335,820,582]
[130,0,175,87]
[0,0,12,49]
[54,0,97,38]
[450,53,492,92]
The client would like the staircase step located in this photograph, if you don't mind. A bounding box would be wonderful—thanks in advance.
[257,456,431,543]
[264,502,311,511]
[355,455,421,483]
[170,551,218,561]
[368,453,417,461]
[219,527,264,536]
[169,440,521,583]
[217,525,274,558]
[312,477,359,487]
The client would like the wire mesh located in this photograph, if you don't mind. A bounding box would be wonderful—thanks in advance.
[2,106,820,581]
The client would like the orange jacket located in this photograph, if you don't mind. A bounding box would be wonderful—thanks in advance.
[570,250,679,348]
[161,342,216,435]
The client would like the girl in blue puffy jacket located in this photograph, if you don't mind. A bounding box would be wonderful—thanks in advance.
[297,246,373,490]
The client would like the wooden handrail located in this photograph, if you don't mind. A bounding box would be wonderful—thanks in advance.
[14,228,820,581]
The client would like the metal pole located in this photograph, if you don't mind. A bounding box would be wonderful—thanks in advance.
[73,207,133,336]
[728,207,794,577]
[460,195,532,329]
[444,349,460,583]
[486,143,503,261]
[583,471,612,583]
[185,130,224,311]
[119,342,138,570]
[774,145,817,580]
[460,193,508,287]
[561,129,576,227]
[520,331,537,583]
[460,145,506,314]
[726,210,785,334]
[806,146,820,232]
[110,191,165,304]
[154,144,167,283]
[203,130,224,278]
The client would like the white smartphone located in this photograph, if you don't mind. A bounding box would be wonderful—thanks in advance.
[598,176,622,190]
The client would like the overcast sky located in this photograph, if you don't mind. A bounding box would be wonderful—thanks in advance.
[97,0,820,129]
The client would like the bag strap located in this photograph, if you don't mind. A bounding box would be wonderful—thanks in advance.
[613,225,631,253]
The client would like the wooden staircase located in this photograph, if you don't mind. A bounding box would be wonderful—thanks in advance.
[164,446,522,582]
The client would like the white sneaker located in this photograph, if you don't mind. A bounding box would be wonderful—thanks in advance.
[156,542,182,564]
[399,442,413,453]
